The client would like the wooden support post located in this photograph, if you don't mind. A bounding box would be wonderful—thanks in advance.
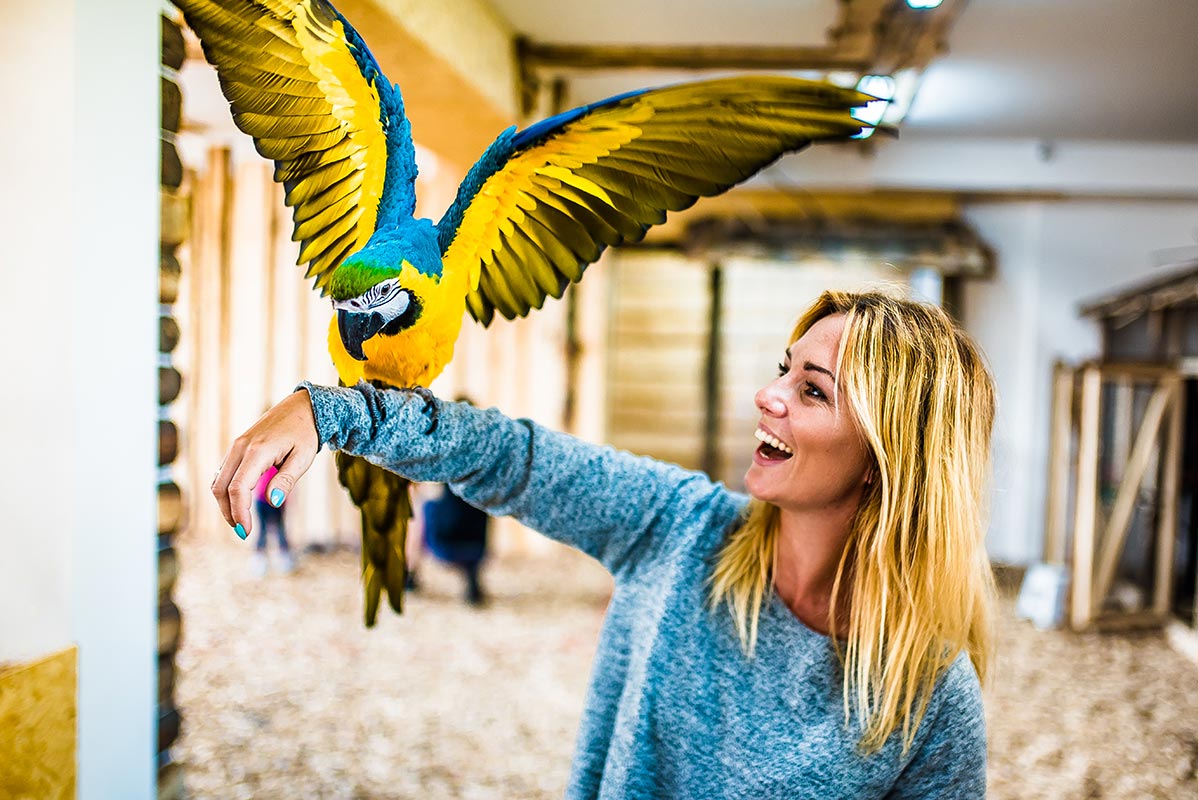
[701,262,723,478]
[1044,363,1074,565]
[1072,366,1102,630]
[185,163,208,536]
[562,287,581,433]
[262,167,279,405]
[214,147,235,460]
[1093,383,1171,607]
[1154,376,1183,616]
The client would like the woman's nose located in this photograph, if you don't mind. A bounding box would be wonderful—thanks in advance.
[755,380,787,417]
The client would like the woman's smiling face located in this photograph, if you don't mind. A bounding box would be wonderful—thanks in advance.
[744,313,872,514]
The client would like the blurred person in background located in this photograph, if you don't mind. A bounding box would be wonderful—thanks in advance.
[213,290,996,799]
[408,480,490,605]
[406,395,491,605]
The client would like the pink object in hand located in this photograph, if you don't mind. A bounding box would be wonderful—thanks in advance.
[255,466,279,503]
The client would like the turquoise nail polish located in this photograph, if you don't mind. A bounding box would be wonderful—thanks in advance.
[234,523,247,540]
[270,488,285,507]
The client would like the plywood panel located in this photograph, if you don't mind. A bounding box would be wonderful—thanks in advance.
[610,357,704,386]
[607,254,710,468]
[611,307,709,335]
[609,408,707,431]
[0,647,76,800]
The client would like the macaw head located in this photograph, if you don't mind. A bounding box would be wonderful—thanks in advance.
[330,269,417,361]
[326,219,443,362]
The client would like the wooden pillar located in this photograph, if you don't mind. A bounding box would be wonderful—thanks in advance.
[1044,363,1073,565]
[261,168,280,404]
[216,150,235,457]
[563,286,581,433]
[701,262,724,477]
[1154,376,1184,616]
[1071,366,1102,630]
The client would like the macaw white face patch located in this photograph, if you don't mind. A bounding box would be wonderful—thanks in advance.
[333,278,411,324]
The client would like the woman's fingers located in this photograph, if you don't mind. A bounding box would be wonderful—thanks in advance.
[266,441,317,509]
[212,389,319,539]
[211,446,244,530]
[212,433,279,538]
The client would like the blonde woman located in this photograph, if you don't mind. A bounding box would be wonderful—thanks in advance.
[213,290,996,798]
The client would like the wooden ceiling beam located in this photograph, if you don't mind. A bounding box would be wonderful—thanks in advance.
[640,188,963,245]
[621,186,993,276]
[516,0,968,115]
[677,215,994,277]
[517,41,869,73]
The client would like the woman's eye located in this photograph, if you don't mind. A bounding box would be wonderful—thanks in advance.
[777,362,789,377]
[804,382,827,401]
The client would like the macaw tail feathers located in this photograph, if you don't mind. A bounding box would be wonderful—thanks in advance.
[336,451,411,627]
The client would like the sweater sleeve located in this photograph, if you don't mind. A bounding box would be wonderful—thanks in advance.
[300,381,741,576]
[885,653,988,799]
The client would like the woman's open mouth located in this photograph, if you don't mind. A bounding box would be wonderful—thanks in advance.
[754,429,794,461]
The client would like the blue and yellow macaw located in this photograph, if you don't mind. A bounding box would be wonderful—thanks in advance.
[177,0,877,625]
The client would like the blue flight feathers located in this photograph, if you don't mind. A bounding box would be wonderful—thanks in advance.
[510,87,651,149]
[332,6,418,223]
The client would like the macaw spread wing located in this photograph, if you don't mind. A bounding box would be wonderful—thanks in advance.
[438,76,874,326]
[177,0,404,293]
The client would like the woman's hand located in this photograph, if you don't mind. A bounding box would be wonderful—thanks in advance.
[211,388,320,539]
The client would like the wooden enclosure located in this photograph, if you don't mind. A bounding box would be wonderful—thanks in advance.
[1047,363,1184,630]
[1050,263,1198,631]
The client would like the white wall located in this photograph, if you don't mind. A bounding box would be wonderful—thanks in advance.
[0,0,76,666]
[0,1,158,797]
[963,200,1198,564]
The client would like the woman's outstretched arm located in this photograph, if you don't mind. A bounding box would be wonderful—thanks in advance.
[213,382,743,575]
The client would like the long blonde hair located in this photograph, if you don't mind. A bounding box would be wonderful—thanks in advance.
[709,290,997,754]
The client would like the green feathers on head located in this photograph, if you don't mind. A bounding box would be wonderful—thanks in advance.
[327,257,401,301]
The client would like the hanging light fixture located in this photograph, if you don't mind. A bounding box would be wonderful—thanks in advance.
[906,0,944,9]
[852,74,895,138]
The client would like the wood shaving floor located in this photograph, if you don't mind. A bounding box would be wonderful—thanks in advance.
[172,536,1198,799]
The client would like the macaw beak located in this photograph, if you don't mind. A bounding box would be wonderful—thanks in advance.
[337,309,387,362]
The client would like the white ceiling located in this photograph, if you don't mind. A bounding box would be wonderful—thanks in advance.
[489,0,1198,145]
[491,0,837,48]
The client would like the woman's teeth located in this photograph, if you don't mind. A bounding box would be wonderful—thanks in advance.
[754,429,794,455]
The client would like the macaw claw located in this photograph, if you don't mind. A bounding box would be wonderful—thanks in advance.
[399,385,439,434]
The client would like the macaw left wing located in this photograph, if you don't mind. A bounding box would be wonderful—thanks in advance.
[175,0,417,293]
[435,76,875,326]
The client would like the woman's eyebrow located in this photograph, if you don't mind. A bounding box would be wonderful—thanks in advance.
[803,362,836,382]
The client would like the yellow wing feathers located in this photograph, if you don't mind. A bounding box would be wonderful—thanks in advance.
[177,0,389,291]
[444,76,871,325]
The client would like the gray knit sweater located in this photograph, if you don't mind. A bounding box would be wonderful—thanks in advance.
[301,382,987,799]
